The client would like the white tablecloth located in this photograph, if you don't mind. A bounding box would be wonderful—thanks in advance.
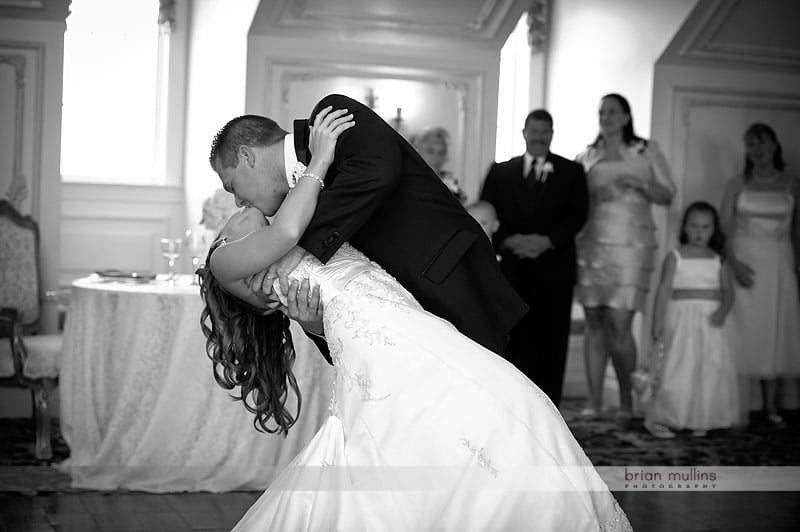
[58,275,334,492]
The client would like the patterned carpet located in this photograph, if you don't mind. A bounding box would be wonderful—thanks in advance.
[1,399,798,493]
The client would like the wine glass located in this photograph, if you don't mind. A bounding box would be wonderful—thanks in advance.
[184,228,209,285]
[160,237,184,284]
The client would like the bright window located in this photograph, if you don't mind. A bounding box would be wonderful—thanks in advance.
[495,13,530,163]
[60,0,165,184]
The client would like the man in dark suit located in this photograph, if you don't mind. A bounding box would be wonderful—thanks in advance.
[480,109,588,406]
[210,93,527,360]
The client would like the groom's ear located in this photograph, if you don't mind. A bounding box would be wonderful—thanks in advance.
[237,145,255,167]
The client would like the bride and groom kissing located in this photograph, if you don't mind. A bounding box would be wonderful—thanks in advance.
[199,94,632,531]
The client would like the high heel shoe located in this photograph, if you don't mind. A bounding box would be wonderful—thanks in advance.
[766,414,787,430]
[644,420,676,439]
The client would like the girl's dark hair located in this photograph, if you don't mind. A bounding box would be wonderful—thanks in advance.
[197,244,300,435]
[743,122,785,182]
[592,93,645,147]
[679,201,726,256]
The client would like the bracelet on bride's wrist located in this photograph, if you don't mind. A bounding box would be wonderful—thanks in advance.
[298,172,325,189]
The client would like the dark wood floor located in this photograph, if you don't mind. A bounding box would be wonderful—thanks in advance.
[1,489,799,531]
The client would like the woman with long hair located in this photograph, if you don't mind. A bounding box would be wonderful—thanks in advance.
[575,93,676,419]
[197,110,631,530]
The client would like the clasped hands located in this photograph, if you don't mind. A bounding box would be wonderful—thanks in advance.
[245,246,325,336]
[594,174,647,203]
[502,233,552,260]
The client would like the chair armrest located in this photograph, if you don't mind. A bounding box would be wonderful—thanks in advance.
[0,306,20,331]
[0,307,26,378]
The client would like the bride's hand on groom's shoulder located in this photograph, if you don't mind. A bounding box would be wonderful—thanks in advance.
[309,106,355,167]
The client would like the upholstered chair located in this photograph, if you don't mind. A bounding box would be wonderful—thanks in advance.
[0,198,62,460]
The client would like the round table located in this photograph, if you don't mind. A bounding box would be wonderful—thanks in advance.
[58,274,334,492]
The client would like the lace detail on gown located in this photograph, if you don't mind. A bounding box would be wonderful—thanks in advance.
[459,437,498,478]
[232,242,633,532]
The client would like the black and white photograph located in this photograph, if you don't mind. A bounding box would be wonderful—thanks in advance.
[1,0,798,530]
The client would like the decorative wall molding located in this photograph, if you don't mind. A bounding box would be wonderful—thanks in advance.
[0,0,69,21]
[253,0,521,43]
[677,0,800,68]
[676,87,800,127]
[526,0,548,54]
[62,182,184,204]
[158,0,176,33]
[60,182,187,286]
[281,0,506,35]
[0,53,27,210]
[271,61,480,193]
[664,85,800,246]
[0,0,45,9]
[0,41,44,216]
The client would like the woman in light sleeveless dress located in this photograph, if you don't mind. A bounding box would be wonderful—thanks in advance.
[575,94,676,418]
[199,109,632,531]
[720,123,800,428]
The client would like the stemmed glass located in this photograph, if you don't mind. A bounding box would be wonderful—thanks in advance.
[184,228,210,285]
[160,237,184,285]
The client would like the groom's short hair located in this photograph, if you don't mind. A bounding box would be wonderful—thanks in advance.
[210,115,289,169]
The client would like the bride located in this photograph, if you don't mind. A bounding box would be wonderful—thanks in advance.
[198,108,632,531]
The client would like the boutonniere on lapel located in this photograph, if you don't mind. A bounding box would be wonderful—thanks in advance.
[539,161,554,182]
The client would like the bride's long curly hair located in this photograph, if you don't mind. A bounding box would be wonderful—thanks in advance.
[197,244,301,436]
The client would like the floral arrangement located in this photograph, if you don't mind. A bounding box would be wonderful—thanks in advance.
[200,188,238,233]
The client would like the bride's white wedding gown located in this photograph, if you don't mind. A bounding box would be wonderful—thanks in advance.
[233,244,632,531]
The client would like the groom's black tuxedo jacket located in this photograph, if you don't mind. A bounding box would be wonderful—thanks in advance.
[294,94,527,357]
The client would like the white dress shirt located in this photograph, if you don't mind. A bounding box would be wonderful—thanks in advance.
[523,153,546,179]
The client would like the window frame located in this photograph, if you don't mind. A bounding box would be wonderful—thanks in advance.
[60,0,188,187]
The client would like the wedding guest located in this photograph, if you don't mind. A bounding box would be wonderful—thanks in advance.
[410,126,468,203]
[645,202,738,439]
[575,93,676,419]
[481,109,589,406]
[720,122,800,428]
[466,200,500,240]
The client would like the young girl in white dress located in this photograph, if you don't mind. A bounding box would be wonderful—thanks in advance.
[198,108,632,530]
[645,201,739,439]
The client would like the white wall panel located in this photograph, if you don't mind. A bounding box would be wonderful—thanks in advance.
[60,182,187,287]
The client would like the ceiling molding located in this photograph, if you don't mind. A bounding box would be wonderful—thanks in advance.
[0,0,69,21]
[677,0,800,68]
[252,0,521,44]
[0,0,45,8]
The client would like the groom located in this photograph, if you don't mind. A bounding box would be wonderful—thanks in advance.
[210,93,527,360]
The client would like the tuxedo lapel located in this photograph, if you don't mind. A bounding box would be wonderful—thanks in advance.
[293,119,311,165]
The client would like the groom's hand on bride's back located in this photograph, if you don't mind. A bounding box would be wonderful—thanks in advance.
[285,278,324,337]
